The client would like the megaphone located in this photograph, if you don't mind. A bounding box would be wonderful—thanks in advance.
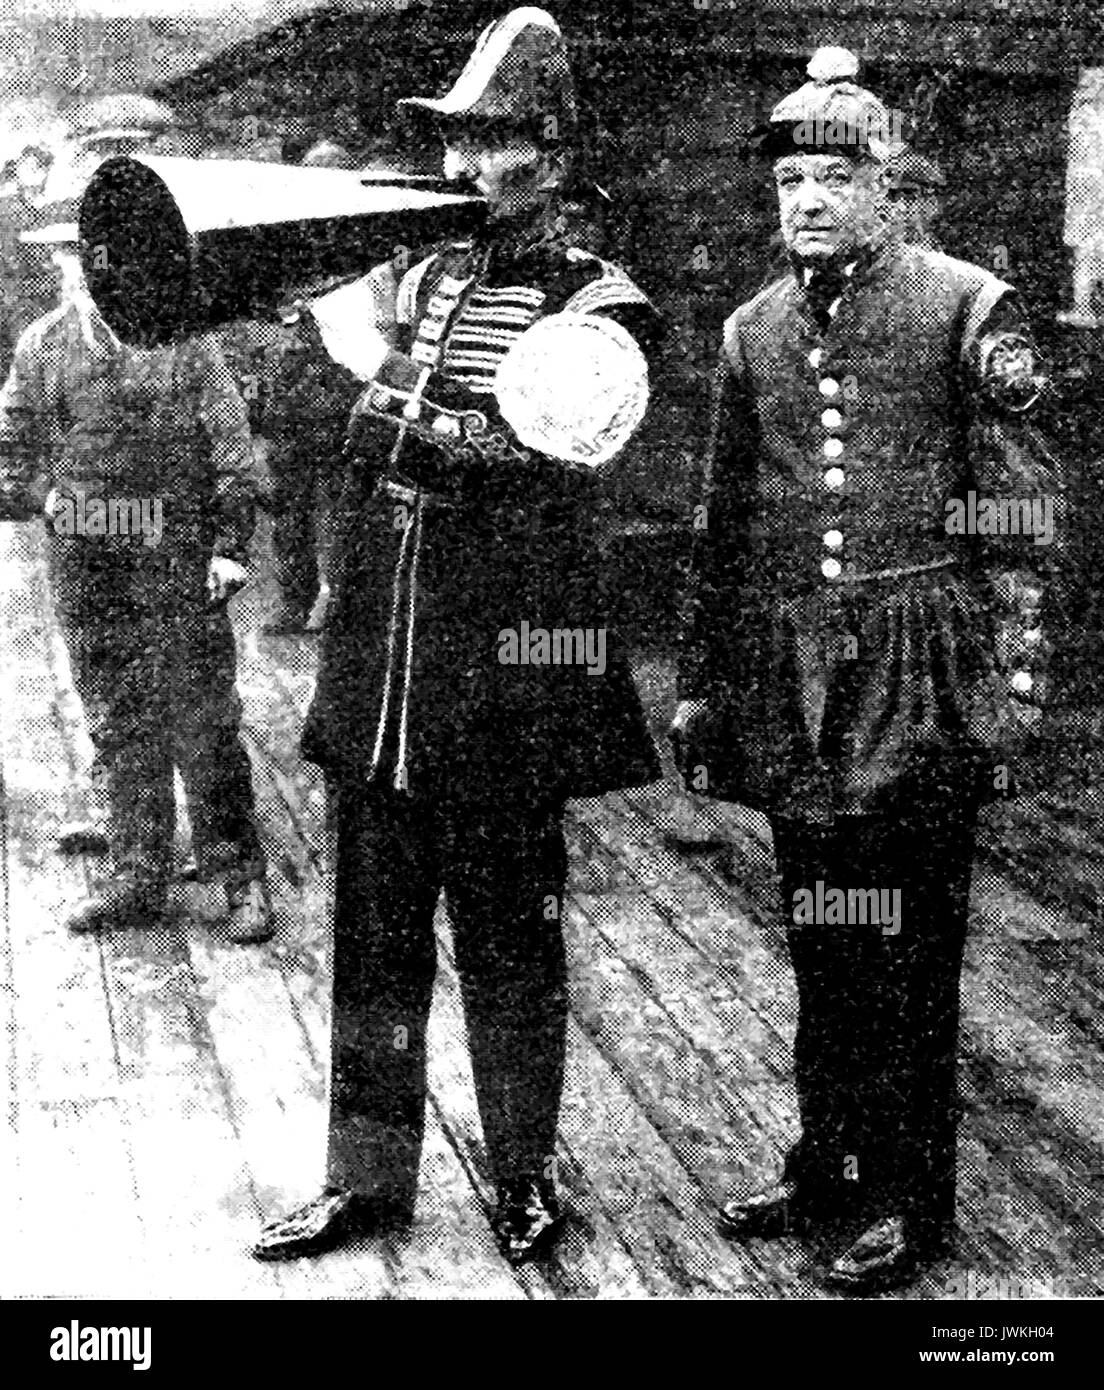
[79,155,485,347]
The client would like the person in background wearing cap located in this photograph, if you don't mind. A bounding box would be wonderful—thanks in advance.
[253,7,662,1265]
[673,47,1058,1290]
[42,94,173,208]
[0,225,274,943]
[0,143,61,380]
[886,147,946,250]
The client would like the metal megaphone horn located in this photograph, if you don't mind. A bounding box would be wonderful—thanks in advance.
[78,155,485,347]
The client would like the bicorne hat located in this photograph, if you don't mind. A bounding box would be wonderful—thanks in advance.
[398,7,576,140]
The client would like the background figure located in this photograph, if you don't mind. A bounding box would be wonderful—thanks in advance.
[0,144,63,380]
[263,138,371,634]
[885,147,945,248]
[1059,66,1104,326]
[6,221,110,855]
[299,139,357,170]
[0,230,273,943]
[41,92,174,205]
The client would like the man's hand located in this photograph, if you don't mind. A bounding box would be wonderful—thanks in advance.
[669,699,710,781]
[670,699,709,735]
[206,556,250,604]
[309,285,395,382]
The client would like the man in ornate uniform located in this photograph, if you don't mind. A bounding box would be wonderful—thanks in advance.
[0,225,273,943]
[253,8,661,1264]
[675,49,1058,1290]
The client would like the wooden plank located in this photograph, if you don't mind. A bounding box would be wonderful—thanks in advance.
[559,890,819,1295]
[426,909,655,1301]
[0,522,142,1296]
[183,919,394,1300]
[0,528,117,1107]
[32,534,288,1299]
[274,888,531,1302]
[247,603,805,1296]
[5,1098,149,1299]
[248,616,771,1297]
[574,829,1087,1296]
[554,986,775,1300]
[616,784,1104,1286]
[90,911,289,1299]
[227,580,526,1298]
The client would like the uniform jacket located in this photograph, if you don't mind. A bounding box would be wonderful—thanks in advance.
[679,239,1060,821]
[302,223,664,806]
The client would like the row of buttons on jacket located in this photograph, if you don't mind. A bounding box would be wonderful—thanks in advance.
[811,346,845,579]
[808,342,1037,698]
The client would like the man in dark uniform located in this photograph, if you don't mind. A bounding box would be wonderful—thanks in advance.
[0,227,273,943]
[674,49,1058,1290]
[253,7,661,1264]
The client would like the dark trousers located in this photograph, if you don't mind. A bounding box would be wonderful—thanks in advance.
[326,783,569,1210]
[769,792,978,1245]
[270,441,342,616]
[54,542,265,885]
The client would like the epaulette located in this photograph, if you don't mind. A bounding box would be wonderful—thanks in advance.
[560,249,652,316]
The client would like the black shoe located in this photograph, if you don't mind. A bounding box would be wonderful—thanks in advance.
[822,1214,944,1293]
[66,876,168,933]
[718,1178,803,1242]
[252,1188,410,1262]
[56,823,110,856]
[224,876,274,944]
[491,1178,563,1265]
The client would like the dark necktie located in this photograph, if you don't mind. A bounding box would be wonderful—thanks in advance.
[805,267,846,333]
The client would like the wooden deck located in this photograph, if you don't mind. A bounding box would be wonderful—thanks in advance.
[1,514,1102,1301]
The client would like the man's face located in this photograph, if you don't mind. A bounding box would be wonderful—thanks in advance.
[15,151,49,192]
[50,249,84,301]
[442,129,560,220]
[773,153,886,263]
